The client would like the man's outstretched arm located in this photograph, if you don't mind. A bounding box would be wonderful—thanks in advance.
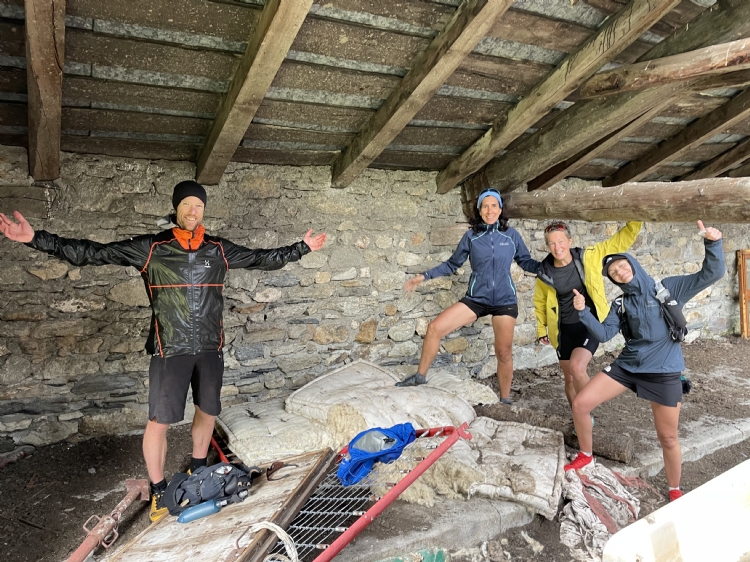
[2,210,150,269]
[223,229,327,271]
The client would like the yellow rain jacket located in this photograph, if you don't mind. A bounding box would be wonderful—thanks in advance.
[534,221,642,349]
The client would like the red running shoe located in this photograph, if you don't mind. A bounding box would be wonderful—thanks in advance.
[669,489,683,502]
[564,451,593,471]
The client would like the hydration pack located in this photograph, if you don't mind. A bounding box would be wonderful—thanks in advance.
[614,284,692,394]
[614,280,688,343]
[163,462,262,516]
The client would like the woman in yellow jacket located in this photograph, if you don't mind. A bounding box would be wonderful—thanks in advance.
[534,221,642,409]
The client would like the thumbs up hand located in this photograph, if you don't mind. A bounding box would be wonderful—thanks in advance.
[697,220,722,241]
[572,289,586,311]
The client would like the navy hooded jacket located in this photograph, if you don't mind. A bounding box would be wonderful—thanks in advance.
[422,222,539,307]
[578,239,725,373]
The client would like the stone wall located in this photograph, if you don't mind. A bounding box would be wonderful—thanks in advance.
[0,145,746,449]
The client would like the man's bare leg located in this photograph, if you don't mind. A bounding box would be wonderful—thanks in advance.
[143,417,169,483]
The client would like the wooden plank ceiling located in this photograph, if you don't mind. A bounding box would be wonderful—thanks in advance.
[2,0,750,196]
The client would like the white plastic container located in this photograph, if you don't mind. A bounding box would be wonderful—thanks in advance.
[603,459,750,562]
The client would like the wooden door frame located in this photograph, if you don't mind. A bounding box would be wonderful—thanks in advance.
[738,250,750,338]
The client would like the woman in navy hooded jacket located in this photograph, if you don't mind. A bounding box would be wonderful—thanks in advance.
[396,188,540,404]
[566,221,725,502]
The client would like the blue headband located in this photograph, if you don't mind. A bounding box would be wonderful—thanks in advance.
[476,189,503,210]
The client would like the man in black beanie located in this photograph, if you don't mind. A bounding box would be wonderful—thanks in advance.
[0,180,327,521]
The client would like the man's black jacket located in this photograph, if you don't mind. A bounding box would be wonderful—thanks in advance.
[29,226,310,357]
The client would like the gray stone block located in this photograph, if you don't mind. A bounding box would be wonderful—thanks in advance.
[71,374,137,395]
[264,273,300,287]
[235,344,265,362]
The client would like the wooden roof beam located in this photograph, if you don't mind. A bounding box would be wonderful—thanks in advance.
[682,138,750,180]
[479,0,750,194]
[503,177,750,223]
[526,100,675,192]
[689,69,750,92]
[196,0,313,185]
[580,38,750,99]
[727,160,750,178]
[435,0,683,195]
[330,0,514,188]
[24,0,65,181]
[603,87,750,186]
[525,70,750,192]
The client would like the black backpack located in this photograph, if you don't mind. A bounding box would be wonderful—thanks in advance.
[163,462,262,516]
[614,285,692,394]
[614,282,688,344]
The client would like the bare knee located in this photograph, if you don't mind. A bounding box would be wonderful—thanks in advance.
[571,396,591,418]
[495,346,512,364]
[425,320,447,341]
[657,432,680,451]
[569,361,589,380]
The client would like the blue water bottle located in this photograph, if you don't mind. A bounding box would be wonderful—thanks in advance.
[177,499,229,523]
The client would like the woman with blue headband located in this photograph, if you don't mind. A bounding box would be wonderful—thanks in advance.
[396,188,540,404]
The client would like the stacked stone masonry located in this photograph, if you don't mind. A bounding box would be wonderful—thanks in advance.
[0,145,746,448]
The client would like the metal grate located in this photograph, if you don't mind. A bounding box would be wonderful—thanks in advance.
[269,425,469,561]
[270,462,374,561]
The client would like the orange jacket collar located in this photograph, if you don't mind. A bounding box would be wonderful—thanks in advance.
[172,224,205,250]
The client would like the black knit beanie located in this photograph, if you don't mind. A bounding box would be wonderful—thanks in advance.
[172,180,207,209]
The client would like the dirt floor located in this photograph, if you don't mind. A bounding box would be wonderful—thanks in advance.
[1,336,749,562]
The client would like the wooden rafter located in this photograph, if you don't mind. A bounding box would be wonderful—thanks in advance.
[604,87,750,186]
[434,0,682,195]
[480,0,750,193]
[477,83,686,195]
[681,137,750,181]
[196,0,313,185]
[503,177,750,223]
[579,38,750,99]
[696,69,750,91]
[526,99,675,192]
[330,0,514,188]
[522,70,750,192]
[727,160,750,178]
[24,0,65,181]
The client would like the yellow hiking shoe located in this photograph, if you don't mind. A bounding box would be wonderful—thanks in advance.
[149,489,168,522]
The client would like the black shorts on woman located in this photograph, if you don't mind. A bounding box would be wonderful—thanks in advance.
[459,297,518,319]
[557,321,599,360]
[603,363,682,407]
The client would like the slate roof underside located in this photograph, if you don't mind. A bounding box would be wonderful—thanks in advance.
[1,0,749,189]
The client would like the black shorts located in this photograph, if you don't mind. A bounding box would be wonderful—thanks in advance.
[459,298,518,319]
[148,351,224,424]
[603,363,682,407]
[557,321,599,361]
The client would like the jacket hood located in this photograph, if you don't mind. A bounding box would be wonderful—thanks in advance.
[601,252,652,295]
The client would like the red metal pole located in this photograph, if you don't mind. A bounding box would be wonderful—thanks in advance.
[211,435,230,463]
[313,423,472,562]
[66,479,149,562]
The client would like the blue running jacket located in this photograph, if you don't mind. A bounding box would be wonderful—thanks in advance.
[422,222,539,307]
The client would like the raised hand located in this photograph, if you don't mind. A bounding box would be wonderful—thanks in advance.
[697,220,722,241]
[404,275,425,292]
[572,288,586,311]
[303,229,327,251]
[0,211,35,243]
